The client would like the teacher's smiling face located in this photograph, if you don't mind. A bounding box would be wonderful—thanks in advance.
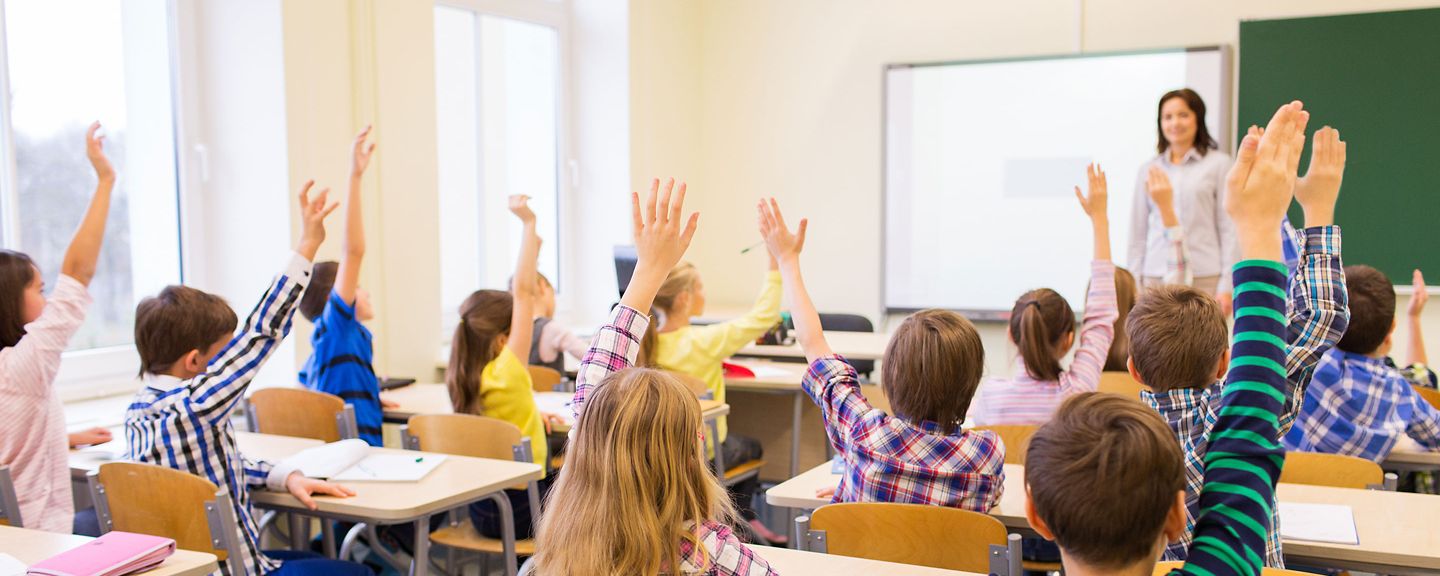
[1160,96,1198,149]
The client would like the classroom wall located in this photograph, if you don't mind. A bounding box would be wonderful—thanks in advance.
[629,0,1440,377]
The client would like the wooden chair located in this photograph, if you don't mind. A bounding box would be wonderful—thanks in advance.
[975,425,1038,466]
[1414,385,1440,411]
[1280,451,1387,489]
[1154,561,1316,575]
[1099,371,1151,401]
[403,414,539,576]
[797,502,1020,574]
[88,462,245,575]
[668,371,713,399]
[527,365,563,393]
[247,387,357,442]
[0,465,20,527]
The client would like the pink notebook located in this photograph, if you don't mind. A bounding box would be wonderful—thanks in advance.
[27,532,176,576]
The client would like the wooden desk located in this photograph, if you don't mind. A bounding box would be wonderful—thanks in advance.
[768,462,1440,574]
[726,361,810,478]
[381,384,730,433]
[0,525,218,576]
[737,331,891,362]
[753,545,979,575]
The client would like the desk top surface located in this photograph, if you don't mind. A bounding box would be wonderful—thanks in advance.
[0,526,219,576]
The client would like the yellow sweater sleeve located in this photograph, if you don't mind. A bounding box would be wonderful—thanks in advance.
[688,271,783,360]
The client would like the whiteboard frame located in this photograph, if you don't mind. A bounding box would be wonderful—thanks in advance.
[880,45,1233,320]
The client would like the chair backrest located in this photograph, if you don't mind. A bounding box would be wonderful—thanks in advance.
[0,464,20,527]
[974,425,1038,466]
[91,462,243,575]
[809,502,1007,573]
[404,413,536,493]
[1414,385,1440,411]
[1154,561,1313,575]
[1098,371,1151,401]
[818,313,875,374]
[667,371,713,399]
[1279,451,1383,489]
[528,365,564,393]
[248,387,354,442]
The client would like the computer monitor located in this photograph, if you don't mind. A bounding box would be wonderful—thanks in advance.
[613,245,638,298]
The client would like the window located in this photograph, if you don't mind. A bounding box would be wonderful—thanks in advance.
[435,1,566,326]
[0,0,182,385]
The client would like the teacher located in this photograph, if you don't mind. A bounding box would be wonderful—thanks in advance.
[1128,88,1236,306]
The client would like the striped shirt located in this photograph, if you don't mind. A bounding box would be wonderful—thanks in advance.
[1147,225,1347,567]
[125,253,312,576]
[804,356,1005,511]
[974,260,1119,425]
[1284,350,1440,461]
[0,274,91,533]
[1171,259,1291,576]
[572,305,776,575]
[299,290,382,445]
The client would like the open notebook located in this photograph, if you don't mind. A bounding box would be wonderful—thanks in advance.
[25,532,175,576]
[288,440,447,482]
[1278,502,1359,545]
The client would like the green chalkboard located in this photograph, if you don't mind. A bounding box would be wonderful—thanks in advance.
[1239,8,1440,285]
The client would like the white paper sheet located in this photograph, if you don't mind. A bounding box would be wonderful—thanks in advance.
[1278,502,1359,545]
[0,552,26,576]
[330,454,448,482]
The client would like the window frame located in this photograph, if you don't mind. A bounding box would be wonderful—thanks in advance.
[434,0,576,304]
[0,0,191,398]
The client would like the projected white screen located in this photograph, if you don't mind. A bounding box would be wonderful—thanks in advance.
[885,49,1226,313]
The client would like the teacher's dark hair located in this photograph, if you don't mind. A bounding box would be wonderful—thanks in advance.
[1156,88,1218,156]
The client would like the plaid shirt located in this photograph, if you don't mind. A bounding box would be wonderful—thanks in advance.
[125,253,313,575]
[1284,351,1440,461]
[572,305,776,575]
[803,357,1005,511]
[1145,224,1347,567]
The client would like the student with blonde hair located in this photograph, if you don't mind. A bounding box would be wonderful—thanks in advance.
[531,178,776,576]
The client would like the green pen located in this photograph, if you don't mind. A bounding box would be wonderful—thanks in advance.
[415,457,424,463]
[740,241,763,254]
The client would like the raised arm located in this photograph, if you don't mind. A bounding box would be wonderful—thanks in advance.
[190,182,335,421]
[505,195,542,364]
[335,126,376,306]
[759,198,826,362]
[1064,165,1119,393]
[59,123,116,286]
[572,178,698,419]
[1411,270,1429,367]
[1281,126,1350,433]
[1149,165,1194,286]
[1181,101,1308,576]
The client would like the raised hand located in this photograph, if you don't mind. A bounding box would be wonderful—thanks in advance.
[1225,101,1310,260]
[297,180,338,260]
[1146,165,1178,227]
[1294,126,1345,227]
[1075,163,1109,221]
[509,194,537,223]
[85,122,115,182]
[620,178,699,313]
[757,198,808,265]
[351,125,377,178]
[1411,269,1429,318]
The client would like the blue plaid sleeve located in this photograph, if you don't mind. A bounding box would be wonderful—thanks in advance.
[1281,225,1348,435]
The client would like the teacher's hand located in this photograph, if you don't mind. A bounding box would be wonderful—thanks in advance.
[1146,166,1179,228]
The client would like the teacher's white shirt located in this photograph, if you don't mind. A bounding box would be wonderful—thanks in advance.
[1128,147,1237,292]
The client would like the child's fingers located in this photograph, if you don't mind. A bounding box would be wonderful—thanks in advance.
[298,179,316,208]
[1257,101,1299,164]
[679,212,700,249]
[321,201,340,218]
[631,191,644,235]
[1074,186,1086,208]
[769,198,789,231]
[293,488,317,510]
[657,178,675,223]
[669,182,687,223]
[644,178,659,224]
[796,218,809,252]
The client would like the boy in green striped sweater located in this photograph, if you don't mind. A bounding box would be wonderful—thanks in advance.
[1022,100,1311,576]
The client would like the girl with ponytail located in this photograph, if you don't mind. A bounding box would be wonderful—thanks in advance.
[973,164,1120,425]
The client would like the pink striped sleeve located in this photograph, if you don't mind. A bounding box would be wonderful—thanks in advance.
[1060,260,1118,395]
[0,275,90,398]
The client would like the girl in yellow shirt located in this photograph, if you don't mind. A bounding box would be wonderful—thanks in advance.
[446,195,561,539]
[638,255,785,544]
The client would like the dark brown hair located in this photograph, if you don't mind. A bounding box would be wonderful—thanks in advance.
[135,286,239,376]
[1026,392,1185,570]
[1104,267,1138,372]
[638,263,699,368]
[1125,285,1228,392]
[447,289,514,414]
[1338,265,1395,355]
[299,261,339,322]
[881,309,985,434]
[0,250,37,349]
[1156,88,1218,156]
[1009,289,1075,382]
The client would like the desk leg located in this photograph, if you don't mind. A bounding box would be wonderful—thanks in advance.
[321,521,336,558]
[790,392,803,478]
[287,513,306,551]
[410,519,431,576]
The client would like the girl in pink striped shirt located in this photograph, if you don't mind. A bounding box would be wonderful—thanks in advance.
[973,164,1120,426]
[0,123,115,533]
